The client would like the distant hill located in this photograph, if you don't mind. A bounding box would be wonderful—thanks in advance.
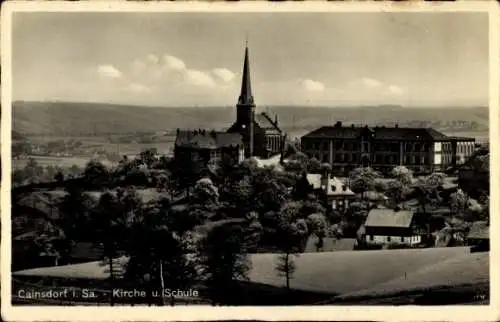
[12,101,489,136]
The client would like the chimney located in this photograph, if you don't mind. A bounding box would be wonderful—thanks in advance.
[275,113,278,125]
[351,124,355,128]
[395,124,399,128]
[335,121,342,128]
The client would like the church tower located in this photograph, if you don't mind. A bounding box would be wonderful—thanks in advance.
[236,42,255,156]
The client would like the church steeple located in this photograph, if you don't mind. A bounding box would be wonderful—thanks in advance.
[238,42,255,107]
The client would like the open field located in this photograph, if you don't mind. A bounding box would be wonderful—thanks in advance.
[13,247,487,301]
[12,155,111,170]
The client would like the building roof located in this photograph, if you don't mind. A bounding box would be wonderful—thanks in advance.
[365,208,415,228]
[302,123,451,141]
[448,136,476,142]
[175,130,243,149]
[254,112,281,132]
[306,174,355,196]
[467,221,489,240]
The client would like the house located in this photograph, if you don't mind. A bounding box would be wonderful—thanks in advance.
[467,221,489,252]
[363,207,425,247]
[306,173,356,212]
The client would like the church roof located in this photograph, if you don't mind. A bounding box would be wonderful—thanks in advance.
[254,112,281,132]
[302,123,451,141]
[175,130,243,149]
[237,45,254,107]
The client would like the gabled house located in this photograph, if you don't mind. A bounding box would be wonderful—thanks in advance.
[306,173,356,212]
[363,207,425,247]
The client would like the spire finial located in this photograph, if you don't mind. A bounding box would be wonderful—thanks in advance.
[245,32,248,47]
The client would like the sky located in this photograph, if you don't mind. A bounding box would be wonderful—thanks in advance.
[12,12,489,107]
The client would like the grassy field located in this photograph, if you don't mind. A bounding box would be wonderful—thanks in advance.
[247,247,478,295]
[13,246,487,301]
[334,251,489,300]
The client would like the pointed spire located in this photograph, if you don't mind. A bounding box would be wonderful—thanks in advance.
[238,41,254,106]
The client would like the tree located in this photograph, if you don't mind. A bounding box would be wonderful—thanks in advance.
[391,166,413,186]
[220,175,253,217]
[54,170,65,183]
[415,173,445,213]
[83,159,111,188]
[284,152,309,173]
[450,189,469,215]
[170,156,206,196]
[138,148,158,169]
[307,157,321,174]
[23,158,44,183]
[57,182,95,258]
[191,178,219,206]
[348,167,381,203]
[273,202,309,291]
[243,211,264,252]
[292,172,313,201]
[198,224,251,305]
[252,168,289,214]
[306,213,327,252]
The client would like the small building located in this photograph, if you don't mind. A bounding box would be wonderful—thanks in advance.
[467,221,489,252]
[306,173,356,212]
[363,207,424,246]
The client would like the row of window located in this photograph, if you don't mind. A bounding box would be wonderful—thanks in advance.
[302,140,434,153]
[307,152,432,165]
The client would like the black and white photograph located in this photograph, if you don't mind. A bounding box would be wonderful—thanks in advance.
[1,2,498,320]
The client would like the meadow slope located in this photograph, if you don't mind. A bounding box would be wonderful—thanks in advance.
[13,247,486,299]
[13,101,489,136]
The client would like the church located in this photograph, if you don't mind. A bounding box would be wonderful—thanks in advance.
[174,44,284,166]
[226,44,284,159]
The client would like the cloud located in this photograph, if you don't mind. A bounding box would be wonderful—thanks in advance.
[387,84,405,95]
[301,79,325,92]
[212,68,236,83]
[184,69,217,88]
[146,54,160,65]
[163,55,186,71]
[127,82,152,94]
[350,77,383,89]
[97,65,122,79]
